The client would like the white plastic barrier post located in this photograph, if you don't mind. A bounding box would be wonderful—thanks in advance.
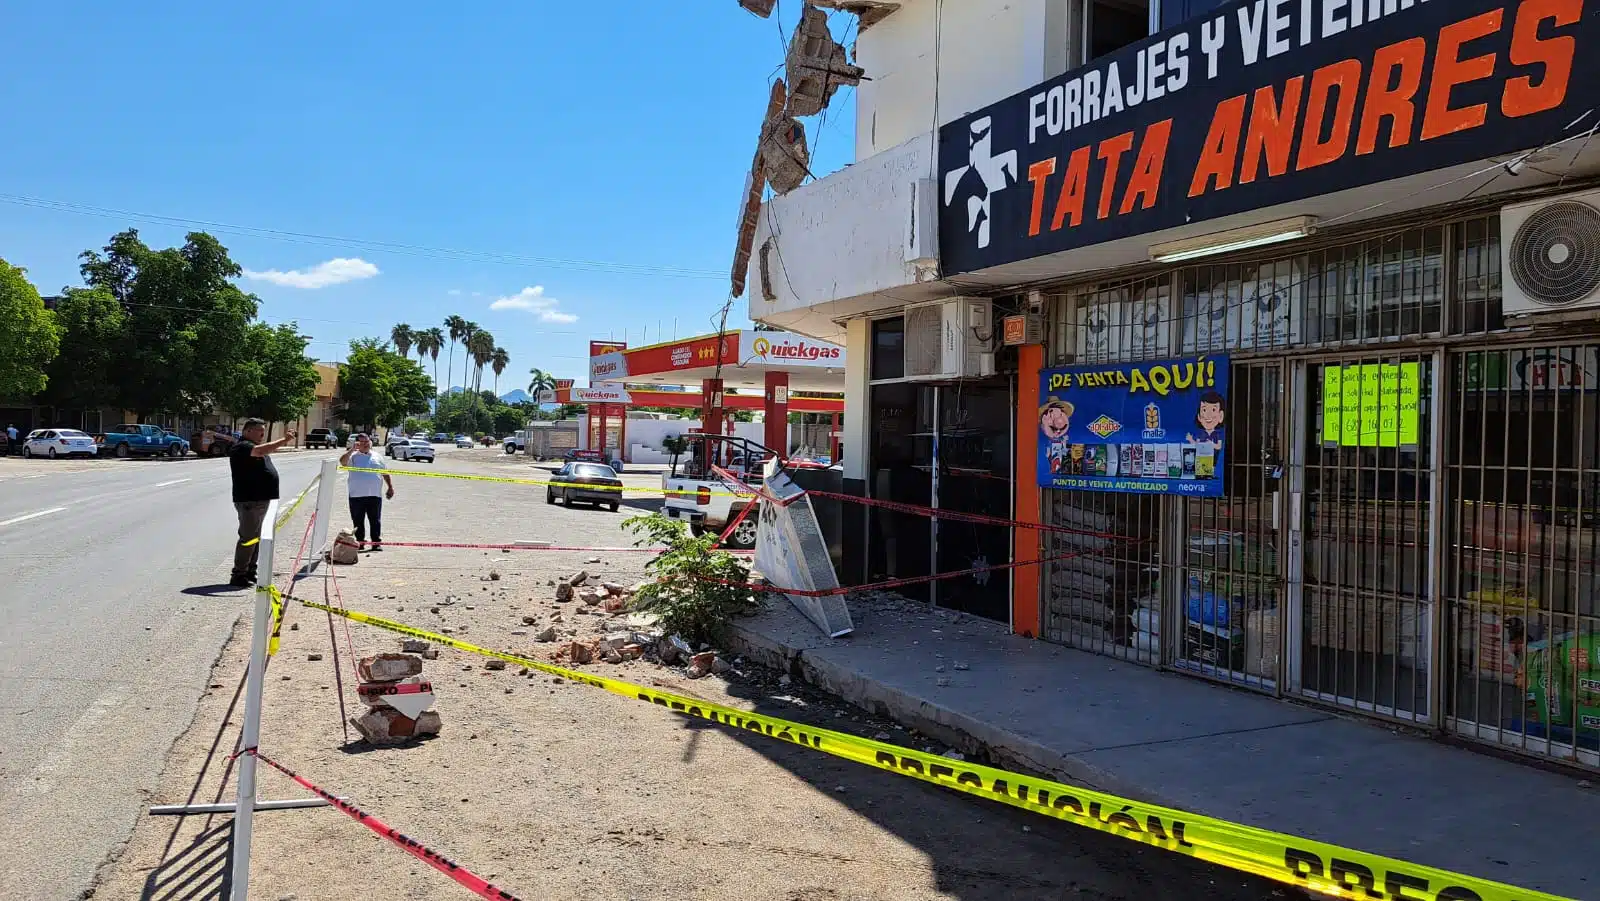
[230,498,278,901]
[309,458,338,560]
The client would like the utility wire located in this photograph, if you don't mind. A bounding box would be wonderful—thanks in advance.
[0,192,724,280]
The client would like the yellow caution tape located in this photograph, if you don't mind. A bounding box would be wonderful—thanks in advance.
[274,473,321,530]
[265,585,286,656]
[291,596,1573,901]
[340,466,753,499]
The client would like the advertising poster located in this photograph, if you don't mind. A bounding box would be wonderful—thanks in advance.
[1038,356,1229,496]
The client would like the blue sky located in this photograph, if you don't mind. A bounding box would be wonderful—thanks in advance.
[0,2,855,390]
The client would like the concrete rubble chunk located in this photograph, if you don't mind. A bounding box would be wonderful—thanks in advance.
[422,649,440,660]
[602,582,627,596]
[522,615,539,625]
[356,653,424,683]
[784,4,865,118]
[687,651,717,679]
[554,582,574,602]
[566,642,592,664]
[350,707,442,745]
[578,587,603,606]
[484,659,507,671]
[400,639,430,653]
[711,656,732,674]
[534,626,559,642]
[656,636,683,664]
[619,643,644,661]
[603,595,628,613]
[598,633,632,653]
[567,570,589,587]
[489,571,501,581]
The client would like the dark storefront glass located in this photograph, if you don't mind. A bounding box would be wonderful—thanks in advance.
[871,318,905,381]
[934,382,1014,621]
[868,382,931,601]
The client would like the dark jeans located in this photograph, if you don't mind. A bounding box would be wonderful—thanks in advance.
[232,501,269,581]
[349,496,383,544]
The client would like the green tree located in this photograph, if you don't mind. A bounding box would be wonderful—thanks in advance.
[527,367,556,402]
[459,320,480,400]
[417,326,444,404]
[391,323,415,358]
[444,315,467,395]
[384,355,434,427]
[43,287,124,410]
[242,322,320,428]
[336,338,435,430]
[490,346,509,397]
[78,229,259,419]
[492,404,524,436]
[0,261,60,400]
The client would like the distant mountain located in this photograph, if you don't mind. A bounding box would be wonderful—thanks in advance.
[499,389,533,404]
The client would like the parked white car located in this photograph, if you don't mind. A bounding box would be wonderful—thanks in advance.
[455,435,474,448]
[394,438,436,463]
[22,428,99,459]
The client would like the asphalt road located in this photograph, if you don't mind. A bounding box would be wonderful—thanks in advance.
[0,448,333,898]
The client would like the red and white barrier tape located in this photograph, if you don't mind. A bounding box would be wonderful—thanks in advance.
[247,750,526,900]
[350,539,753,555]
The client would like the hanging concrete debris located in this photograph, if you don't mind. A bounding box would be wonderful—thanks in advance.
[760,111,810,195]
[731,79,790,298]
[784,5,864,118]
[738,0,777,15]
[809,0,899,30]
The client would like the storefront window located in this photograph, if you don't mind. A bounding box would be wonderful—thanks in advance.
[1301,355,1435,721]
[1303,228,1444,344]
[1179,362,1283,688]
[1450,214,1506,336]
[935,383,1014,621]
[868,382,931,601]
[1446,345,1600,765]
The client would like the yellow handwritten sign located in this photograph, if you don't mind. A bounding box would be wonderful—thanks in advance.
[1322,363,1421,447]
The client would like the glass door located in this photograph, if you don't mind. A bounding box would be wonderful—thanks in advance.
[1293,353,1438,723]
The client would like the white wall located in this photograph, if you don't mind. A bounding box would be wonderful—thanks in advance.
[749,135,935,338]
[841,318,870,482]
[854,0,1060,162]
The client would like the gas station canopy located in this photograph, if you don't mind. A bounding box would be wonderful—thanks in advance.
[587,329,845,393]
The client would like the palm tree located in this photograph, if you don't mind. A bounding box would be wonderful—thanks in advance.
[390,323,415,358]
[416,326,443,390]
[459,320,480,400]
[444,315,467,397]
[527,368,556,404]
[468,330,494,394]
[490,346,510,398]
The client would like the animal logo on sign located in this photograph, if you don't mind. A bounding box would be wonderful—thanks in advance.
[943,116,1017,250]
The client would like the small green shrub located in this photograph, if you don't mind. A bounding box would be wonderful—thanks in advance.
[623,513,758,648]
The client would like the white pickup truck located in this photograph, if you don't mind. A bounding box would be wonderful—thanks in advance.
[660,434,773,549]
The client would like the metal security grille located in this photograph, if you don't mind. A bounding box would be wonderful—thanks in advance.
[1045,491,1163,663]
[1299,354,1436,723]
[1445,344,1600,770]
[1178,362,1284,690]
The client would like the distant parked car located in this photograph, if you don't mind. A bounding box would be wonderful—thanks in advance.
[21,428,99,459]
[431,432,450,442]
[385,433,410,457]
[394,438,435,463]
[193,428,240,457]
[455,435,473,448]
[546,462,623,511]
[305,428,337,449]
[97,423,189,458]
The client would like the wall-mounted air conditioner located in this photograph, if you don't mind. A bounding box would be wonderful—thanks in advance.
[903,298,995,380]
[1501,189,1600,317]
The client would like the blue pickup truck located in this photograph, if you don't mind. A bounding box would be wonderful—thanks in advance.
[97,424,190,458]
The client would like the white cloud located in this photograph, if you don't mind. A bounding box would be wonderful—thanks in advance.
[243,257,380,289]
[489,285,579,323]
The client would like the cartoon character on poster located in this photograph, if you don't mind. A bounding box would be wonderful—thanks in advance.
[1186,390,1226,480]
[1039,399,1074,473]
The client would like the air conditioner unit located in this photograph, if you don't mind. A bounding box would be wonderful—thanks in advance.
[903,298,995,380]
[1501,189,1600,317]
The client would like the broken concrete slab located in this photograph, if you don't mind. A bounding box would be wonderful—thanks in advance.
[356,653,424,683]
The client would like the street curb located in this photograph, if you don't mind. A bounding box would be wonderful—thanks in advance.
[725,618,1192,810]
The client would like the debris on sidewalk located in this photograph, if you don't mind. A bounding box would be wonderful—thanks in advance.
[351,653,440,745]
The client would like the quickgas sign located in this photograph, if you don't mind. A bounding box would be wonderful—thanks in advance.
[938,0,1599,275]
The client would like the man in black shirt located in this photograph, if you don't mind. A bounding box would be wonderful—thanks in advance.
[230,418,296,587]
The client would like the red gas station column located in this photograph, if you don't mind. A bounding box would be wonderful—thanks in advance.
[764,371,788,458]
[701,378,725,441]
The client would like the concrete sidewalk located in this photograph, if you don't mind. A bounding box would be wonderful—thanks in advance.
[728,594,1599,900]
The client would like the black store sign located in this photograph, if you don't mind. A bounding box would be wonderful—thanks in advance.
[937,0,1600,276]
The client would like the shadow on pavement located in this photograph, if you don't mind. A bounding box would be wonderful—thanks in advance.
[685,673,1297,901]
[137,820,231,901]
[182,584,248,597]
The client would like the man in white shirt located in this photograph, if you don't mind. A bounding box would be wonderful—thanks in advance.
[339,433,394,551]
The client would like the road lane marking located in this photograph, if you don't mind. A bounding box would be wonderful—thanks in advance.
[153,478,191,487]
[0,507,65,527]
